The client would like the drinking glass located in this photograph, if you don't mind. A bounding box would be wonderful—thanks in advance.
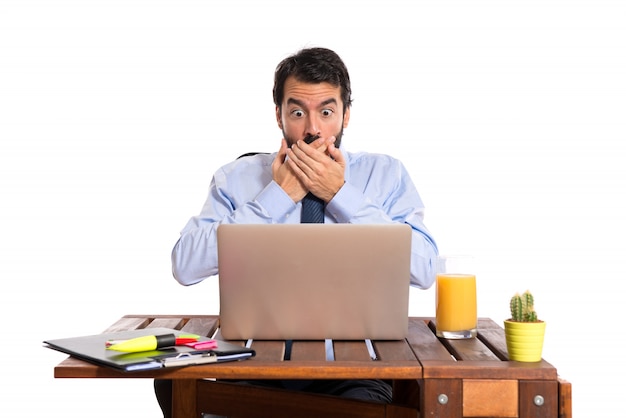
[435,255,477,339]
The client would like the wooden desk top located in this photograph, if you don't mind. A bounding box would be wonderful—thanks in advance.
[53,315,557,381]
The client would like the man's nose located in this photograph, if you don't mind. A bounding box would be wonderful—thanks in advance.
[305,115,321,137]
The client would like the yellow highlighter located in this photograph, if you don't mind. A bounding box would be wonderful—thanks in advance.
[106,334,198,353]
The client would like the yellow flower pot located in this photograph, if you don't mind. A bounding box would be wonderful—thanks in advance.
[504,320,546,362]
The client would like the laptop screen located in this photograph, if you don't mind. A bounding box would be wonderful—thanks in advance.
[217,223,411,340]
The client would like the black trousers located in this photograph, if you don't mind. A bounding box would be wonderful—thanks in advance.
[154,378,392,418]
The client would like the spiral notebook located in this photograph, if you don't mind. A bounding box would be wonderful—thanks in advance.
[217,223,412,340]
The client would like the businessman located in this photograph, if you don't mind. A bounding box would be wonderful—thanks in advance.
[158,46,438,417]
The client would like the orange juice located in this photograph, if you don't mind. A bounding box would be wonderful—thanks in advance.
[436,273,477,337]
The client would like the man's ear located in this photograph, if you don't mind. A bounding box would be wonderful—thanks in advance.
[343,107,351,129]
[275,106,283,129]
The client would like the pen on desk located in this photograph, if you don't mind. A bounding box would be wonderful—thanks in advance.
[106,334,200,352]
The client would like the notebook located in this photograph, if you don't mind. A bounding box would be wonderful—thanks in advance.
[217,223,412,340]
[44,327,255,372]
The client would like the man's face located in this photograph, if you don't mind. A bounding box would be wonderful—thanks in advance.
[276,76,350,149]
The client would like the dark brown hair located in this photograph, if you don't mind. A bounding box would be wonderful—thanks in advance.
[273,47,353,112]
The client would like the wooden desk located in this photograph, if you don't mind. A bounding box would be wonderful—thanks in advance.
[54,315,572,418]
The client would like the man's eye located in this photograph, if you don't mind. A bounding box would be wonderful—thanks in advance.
[291,110,304,118]
[321,109,334,117]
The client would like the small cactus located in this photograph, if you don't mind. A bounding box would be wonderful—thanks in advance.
[509,290,539,322]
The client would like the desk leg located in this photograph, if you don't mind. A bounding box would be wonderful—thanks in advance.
[420,378,462,418]
[392,380,420,409]
[558,378,572,418]
[172,380,197,418]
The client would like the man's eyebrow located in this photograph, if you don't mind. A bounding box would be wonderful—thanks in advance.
[286,98,338,108]
[286,98,306,107]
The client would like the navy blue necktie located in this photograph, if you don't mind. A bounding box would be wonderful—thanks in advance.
[301,192,325,223]
[282,191,324,389]
[285,192,324,363]
[286,193,323,363]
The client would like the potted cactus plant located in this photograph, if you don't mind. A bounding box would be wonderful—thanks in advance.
[504,290,546,362]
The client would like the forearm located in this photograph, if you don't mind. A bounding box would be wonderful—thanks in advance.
[172,180,296,285]
[326,182,438,289]
[171,224,219,286]
[407,217,438,289]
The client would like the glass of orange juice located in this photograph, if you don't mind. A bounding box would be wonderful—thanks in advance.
[435,255,477,339]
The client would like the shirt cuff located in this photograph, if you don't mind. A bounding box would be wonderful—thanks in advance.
[256,180,297,223]
[325,182,366,223]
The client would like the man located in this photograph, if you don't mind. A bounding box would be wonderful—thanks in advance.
[157,47,438,417]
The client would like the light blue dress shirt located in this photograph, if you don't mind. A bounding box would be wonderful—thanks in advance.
[172,149,438,288]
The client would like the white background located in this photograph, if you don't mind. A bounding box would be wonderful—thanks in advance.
[1,1,624,416]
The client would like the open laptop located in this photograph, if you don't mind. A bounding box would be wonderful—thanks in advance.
[217,223,412,340]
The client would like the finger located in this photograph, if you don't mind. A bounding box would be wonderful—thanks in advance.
[283,154,312,191]
[328,140,343,162]
[288,144,317,176]
[272,139,288,170]
[285,146,306,174]
[296,139,328,163]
